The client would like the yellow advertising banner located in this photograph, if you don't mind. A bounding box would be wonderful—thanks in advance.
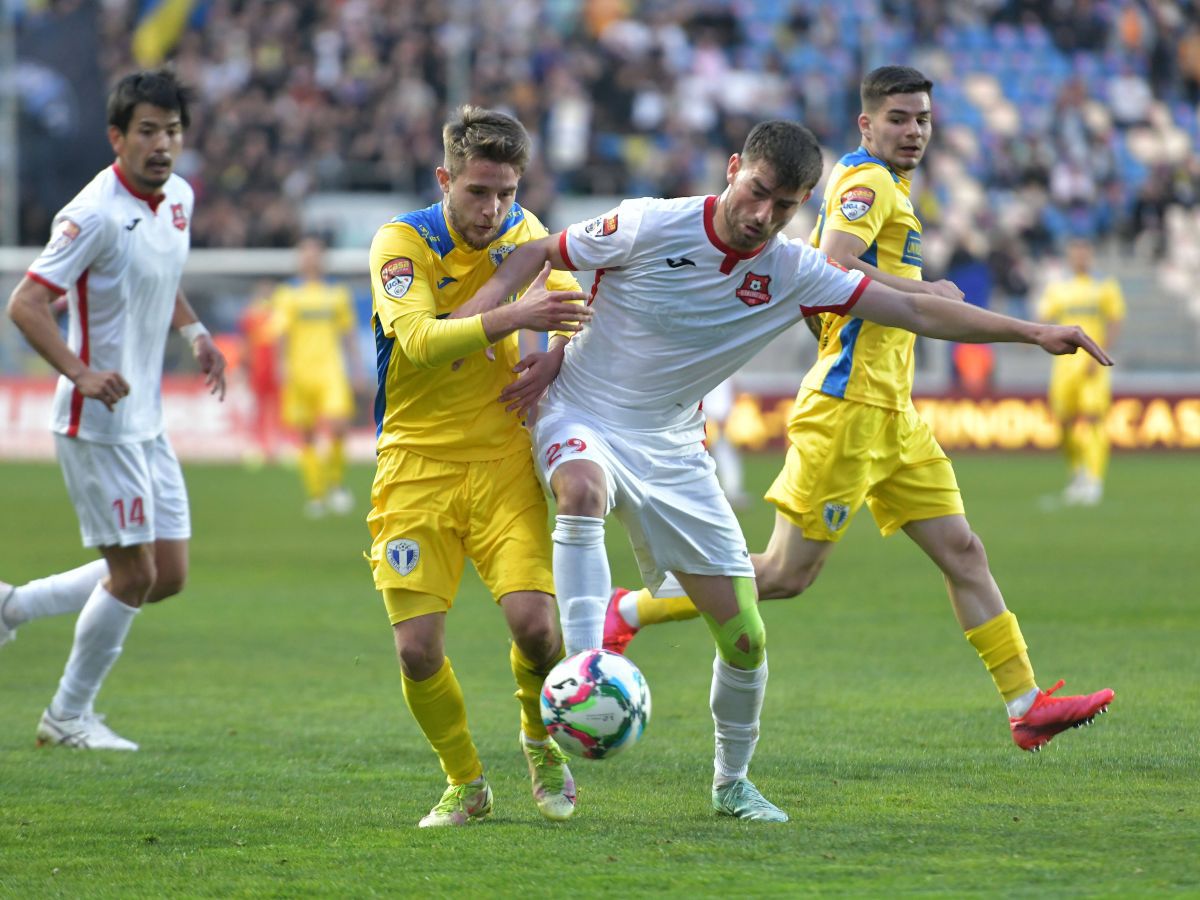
[719,394,1200,451]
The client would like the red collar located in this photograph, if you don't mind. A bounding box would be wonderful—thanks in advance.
[112,163,165,213]
[704,195,767,274]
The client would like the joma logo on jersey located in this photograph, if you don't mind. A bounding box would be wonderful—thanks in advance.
[489,243,516,267]
[736,272,772,307]
[386,538,420,576]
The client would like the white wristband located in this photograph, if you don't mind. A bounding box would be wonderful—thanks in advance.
[180,322,210,343]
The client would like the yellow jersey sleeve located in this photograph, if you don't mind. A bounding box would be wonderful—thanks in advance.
[821,164,897,251]
[1102,278,1126,322]
[335,284,355,334]
[369,222,489,369]
[270,285,294,339]
[1037,282,1064,322]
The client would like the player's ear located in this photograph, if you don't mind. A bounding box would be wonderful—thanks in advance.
[434,166,452,194]
[726,154,741,184]
[108,125,125,156]
[857,111,872,141]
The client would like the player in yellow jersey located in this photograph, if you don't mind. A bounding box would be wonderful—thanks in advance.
[1038,237,1124,505]
[607,67,1114,752]
[367,106,591,827]
[272,235,364,517]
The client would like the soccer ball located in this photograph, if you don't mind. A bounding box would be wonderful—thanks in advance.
[540,649,651,760]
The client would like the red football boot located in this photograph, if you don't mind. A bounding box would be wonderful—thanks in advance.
[1010,680,1114,752]
[602,588,639,655]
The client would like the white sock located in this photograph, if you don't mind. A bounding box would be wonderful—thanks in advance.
[710,652,767,786]
[711,440,744,497]
[551,515,609,655]
[49,583,139,718]
[4,559,109,628]
[618,592,641,627]
[1006,686,1040,718]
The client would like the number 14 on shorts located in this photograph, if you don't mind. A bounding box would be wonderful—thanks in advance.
[113,497,146,529]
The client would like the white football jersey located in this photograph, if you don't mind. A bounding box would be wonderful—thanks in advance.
[549,195,868,430]
[27,164,192,443]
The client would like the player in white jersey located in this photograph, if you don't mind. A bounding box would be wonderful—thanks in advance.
[2,69,225,751]
[460,121,1109,821]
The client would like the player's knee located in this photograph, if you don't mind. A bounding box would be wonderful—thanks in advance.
[943,529,990,580]
[108,560,157,602]
[395,640,442,681]
[711,609,766,670]
[758,555,822,600]
[146,570,186,603]
[512,621,560,669]
[552,469,606,517]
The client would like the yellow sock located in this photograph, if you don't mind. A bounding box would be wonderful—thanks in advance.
[327,435,346,489]
[401,657,482,785]
[1081,419,1109,481]
[965,610,1037,704]
[299,445,325,500]
[511,642,561,741]
[635,589,701,626]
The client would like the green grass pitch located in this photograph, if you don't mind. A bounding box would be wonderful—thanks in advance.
[1,453,1197,897]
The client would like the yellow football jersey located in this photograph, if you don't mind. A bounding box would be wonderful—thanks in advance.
[369,201,580,461]
[273,279,355,384]
[803,147,924,410]
[1038,273,1125,358]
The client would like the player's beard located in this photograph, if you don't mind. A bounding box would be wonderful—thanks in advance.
[446,204,502,250]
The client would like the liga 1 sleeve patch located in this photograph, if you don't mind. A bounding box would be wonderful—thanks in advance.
[380,257,414,299]
[46,218,82,254]
[584,213,619,237]
[838,187,875,222]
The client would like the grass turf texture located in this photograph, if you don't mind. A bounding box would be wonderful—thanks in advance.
[1,453,1197,897]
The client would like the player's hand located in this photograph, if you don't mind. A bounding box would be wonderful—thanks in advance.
[927,279,964,301]
[74,369,130,411]
[512,263,590,333]
[193,334,228,400]
[498,344,566,419]
[1036,325,1113,365]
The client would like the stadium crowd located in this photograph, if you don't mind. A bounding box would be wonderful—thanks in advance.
[15,0,1200,280]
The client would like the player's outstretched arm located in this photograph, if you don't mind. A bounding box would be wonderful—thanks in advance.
[7,276,130,410]
[451,236,571,321]
[479,262,590,342]
[820,231,963,300]
[852,281,1113,364]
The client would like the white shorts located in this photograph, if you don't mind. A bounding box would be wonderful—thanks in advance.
[55,433,191,548]
[532,406,753,592]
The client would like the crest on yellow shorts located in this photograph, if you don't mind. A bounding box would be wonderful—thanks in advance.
[387,538,420,576]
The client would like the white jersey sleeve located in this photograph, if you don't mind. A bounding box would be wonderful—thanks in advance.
[782,238,869,316]
[28,205,116,294]
[558,199,647,273]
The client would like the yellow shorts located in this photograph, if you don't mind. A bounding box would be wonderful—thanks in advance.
[282,375,353,429]
[1049,363,1111,421]
[765,390,964,541]
[367,446,555,623]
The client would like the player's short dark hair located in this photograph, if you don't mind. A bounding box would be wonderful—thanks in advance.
[861,65,934,112]
[107,67,192,133]
[740,120,824,193]
[442,105,531,178]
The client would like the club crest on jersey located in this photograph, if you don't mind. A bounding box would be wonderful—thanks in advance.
[839,187,875,222]
[489,243,516,267]
[386,538,420,576]
[381,257,414,299]
[47,219,81,254]
[736,272,772,307]
[171,203,188,231]
[823,502,850,532]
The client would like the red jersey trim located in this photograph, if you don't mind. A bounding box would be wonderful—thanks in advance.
[557,230,576,270]
[112,163,165,213]
[703,195,767,275]
[66,270,90,437]
[803,275,872,318]
[587,269,606,306]
[26,271,67,296]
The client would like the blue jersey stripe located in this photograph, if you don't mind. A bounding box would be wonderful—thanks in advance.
[837,147,900,183]
[373,314,395,441]
[821,317,864,398]
[391,203,454,258]
[495,203,527,238]
[861,241,878,267]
